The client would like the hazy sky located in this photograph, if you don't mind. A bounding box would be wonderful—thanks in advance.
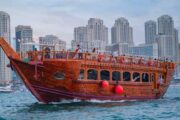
[1,0,180,48]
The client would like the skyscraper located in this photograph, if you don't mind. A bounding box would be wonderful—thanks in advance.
[111,17,132,44]
[15,25,33,53]
[111,26,116,44]
[72,18,108,52]
[158,15,174,35]
[174,28,179,58]
[73,26,88,51]
[0,11,12,84]
[156,15,177,61]
[74,26,87,42]
[87,18,108,44]
[156,35,175,59]
[111,17,134,55]
[174,28,180,76]
[129,26,134,46]
[145,20,156,44]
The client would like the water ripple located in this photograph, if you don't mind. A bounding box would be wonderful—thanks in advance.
[0,84,180,120]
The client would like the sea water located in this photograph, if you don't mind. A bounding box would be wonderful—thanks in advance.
[0,80,180,120]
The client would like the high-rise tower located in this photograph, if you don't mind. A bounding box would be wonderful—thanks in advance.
[87,18,108,44]
[145,20,156,44]
[72,18,108,52]
[158,15,174,35]
[156,15,176,61]
[0,11,12,84]
[111,17,130,44]
[15,25,33,53]
[111,17,134,55]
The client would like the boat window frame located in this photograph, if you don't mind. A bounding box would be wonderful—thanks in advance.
[100,70,110,81]
[112,71,121,81]
[150,73,155,82]
[123,71,131,81]
[133,72,140,82]
[158,73,165,84]
[142,73,149,82]
[87,69,98,80]
[78,69,85,80]
[53,71,65,80]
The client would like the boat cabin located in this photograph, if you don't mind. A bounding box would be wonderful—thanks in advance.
[23,50,174,88]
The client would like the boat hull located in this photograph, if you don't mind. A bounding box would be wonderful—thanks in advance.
[10,58,174,103]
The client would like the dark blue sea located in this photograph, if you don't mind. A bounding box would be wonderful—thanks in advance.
[1,80,180,120]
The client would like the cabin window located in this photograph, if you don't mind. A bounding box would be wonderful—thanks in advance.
[142,73,149,82]
[133,72,140,82]
[112,71,121,81]
[123,72,131,81]
[101,70,110,80]
[150,73,155,82]
[158,73,165,84]
[54,71,65,80]
[88,69,97,80]
[78,69,84,80]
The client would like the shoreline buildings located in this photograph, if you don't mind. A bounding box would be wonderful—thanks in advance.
[155,15,179,76]
[156,15,177,61]
[39,35,66,51]
[145,20,157,44]
[143,15,179,75]
[111,17,134,55]
[15,25,34,53]
[129,43,158,58]
[0,11,12,85]
[72,18,108,53]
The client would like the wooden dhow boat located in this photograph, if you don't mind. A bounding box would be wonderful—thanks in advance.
[0,37,175,103]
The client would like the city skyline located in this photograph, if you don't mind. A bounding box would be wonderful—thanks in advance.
[0,0,180,48]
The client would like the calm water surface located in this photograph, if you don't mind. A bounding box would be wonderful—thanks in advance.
[0,80,180,120]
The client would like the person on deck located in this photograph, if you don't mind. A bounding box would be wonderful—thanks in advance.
[74,44,82,59]
[92,48,96,53]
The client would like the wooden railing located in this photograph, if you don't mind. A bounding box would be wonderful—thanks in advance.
[22,50,175,69]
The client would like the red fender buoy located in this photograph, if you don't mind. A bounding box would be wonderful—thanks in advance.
[115,85,123,94]
[101,80,109,89]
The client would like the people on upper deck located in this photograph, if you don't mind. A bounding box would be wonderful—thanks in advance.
[98,52,102,62]
[44,47,51,59]
[55,49,65,59]
[119,55,125,64]
[138,57,143,64]
[147,57,153,66]
[74,44,83,59]
[91,48,97,60]
[32,48,38,61]
[92,48,96,53]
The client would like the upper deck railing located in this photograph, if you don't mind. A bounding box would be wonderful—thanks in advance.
[21,50,175,69]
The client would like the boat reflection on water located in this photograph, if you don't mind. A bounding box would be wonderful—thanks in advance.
[27,99,140,112]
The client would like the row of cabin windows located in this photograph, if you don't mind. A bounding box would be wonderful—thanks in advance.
[79,69,154,82]
[53,70,163,83]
